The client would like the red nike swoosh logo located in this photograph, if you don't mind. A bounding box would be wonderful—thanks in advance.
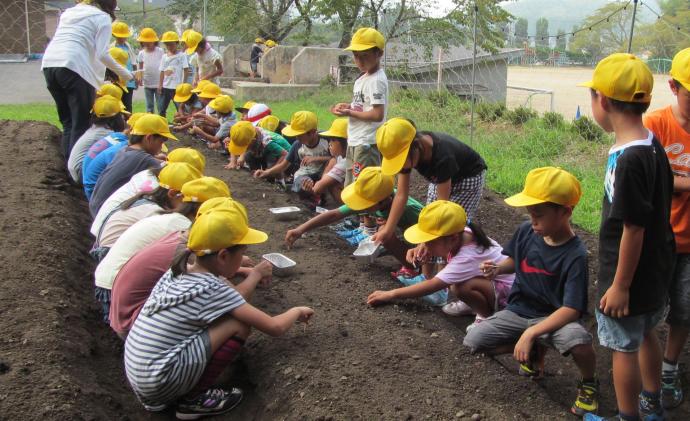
[520,258,555,276]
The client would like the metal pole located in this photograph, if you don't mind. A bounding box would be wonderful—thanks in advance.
[203,0,208,33]
[143,0,146,20]
[24,0,31,56]
[437,47,442,92]
[469,2,478,145]
[627,0,638,53]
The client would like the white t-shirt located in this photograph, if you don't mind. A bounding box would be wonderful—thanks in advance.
[90,169,159,236]
[67,126,112,182]
[94,213,191,289]
[436,229,515,289]
[159,52,189,89]
[98,203,163,248]
[190,46,222,84]
[347,68,388,147]
[137,47,165,88]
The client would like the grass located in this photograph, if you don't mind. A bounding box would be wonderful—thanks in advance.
[0,88,608,232]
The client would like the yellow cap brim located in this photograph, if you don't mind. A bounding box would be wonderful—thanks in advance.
[191,88,202,93]
[281,125,306,137]
[380,147,409,176]
[137,37,159,42]
[674,78,690,92]
[198,93,220,99]
[237,228,268,245]
[340,183,376,211]
[161,132,179,141]
[577,80,595,89]
[504,192,546,208]
[161,143,169,153]
[174,94,192,102]
[113,32,132,38]
[228,141,250,156]
[320,130,346,139]
[403,224,442,244]
[235,107,249,113]
[186,42,199,55]
[345,43,378,51]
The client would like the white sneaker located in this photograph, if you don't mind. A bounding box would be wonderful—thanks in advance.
[441,300,475,317]
[465,315,487,333]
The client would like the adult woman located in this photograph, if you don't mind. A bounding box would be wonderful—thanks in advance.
[42,0,133,160]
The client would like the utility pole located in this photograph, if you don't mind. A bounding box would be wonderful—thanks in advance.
[627,0,638,53]
[142,0,146,20]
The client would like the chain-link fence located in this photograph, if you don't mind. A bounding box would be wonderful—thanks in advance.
[0,0,47,59]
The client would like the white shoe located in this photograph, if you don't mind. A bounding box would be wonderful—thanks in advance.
[465,314,487,333]
[441,300,475,316]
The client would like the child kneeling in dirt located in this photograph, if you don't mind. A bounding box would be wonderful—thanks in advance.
[124,205,314,418]
[189,95,236,149]
[463,167,598,417]
[300,117,348,206]
[225,120,290,172]
[367,200,514,327]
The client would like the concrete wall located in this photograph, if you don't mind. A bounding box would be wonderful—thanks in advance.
[260,45,302,84]
[233,81,320,102]
[291,47,348,85]
[221,44,248,77]
[0,0,46,54]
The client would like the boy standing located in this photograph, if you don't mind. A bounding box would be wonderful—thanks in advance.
[331,27,388,186]
[464,167,599,417]
[643,48,690,410]
[580,53,675,421]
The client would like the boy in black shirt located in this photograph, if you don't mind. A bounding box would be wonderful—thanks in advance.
[580,54,675,421]
[464,167,598,417]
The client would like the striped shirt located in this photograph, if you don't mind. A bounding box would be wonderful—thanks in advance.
[124,270,246,410]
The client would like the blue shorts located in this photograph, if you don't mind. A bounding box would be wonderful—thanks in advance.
[595,306,665,353]
[668,254,690,327]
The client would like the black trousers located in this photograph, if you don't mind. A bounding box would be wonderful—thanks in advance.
[43,67,96,160]
[121,87,134,113]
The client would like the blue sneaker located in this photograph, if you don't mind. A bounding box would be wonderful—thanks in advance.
[639,392,666,421]
[583,415,621,421]
[661,370,683,409]
[346,232,370,246]
[336,228,361,239]
[397,274,448,306]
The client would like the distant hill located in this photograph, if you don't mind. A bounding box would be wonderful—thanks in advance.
[500,0,659,35]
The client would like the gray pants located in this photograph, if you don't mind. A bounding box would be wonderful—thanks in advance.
[144,87,160,114]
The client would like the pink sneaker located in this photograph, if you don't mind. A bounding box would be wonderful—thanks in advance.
[441,300,475,317]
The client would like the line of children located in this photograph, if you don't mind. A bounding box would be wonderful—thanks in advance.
[136,28,164,114]
[111,21,138,112]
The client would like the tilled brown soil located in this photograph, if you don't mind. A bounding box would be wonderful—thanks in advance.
[0,119,688,420]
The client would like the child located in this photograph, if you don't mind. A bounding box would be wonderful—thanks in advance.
[254,111,331,198]
[226,121,290,172]
[186,31,224,85]
[643,47,690,410]
[181,29,196,83]
[136,27,164,114]
[463,166,598,417]
[330,27,387,186]
[96,82,126,102]
[303,118,348,206]
[94,177,231,322]
[90,114,176,217]
[579,54,675,421]
[111,21,138,112]
[67,94,127,183]
[245,103,272,125]
[285,166,423,265]
[367,200,514,327]
[250,37,264,78]
[172,83,202,126]
[158,31,190,118]
[236,100,257,120]
[124,206,314,418]
[83,112,143,199]
[186,82,223,134]
[190,94,236,149]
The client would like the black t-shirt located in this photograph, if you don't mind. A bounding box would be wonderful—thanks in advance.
[598,134,675,316]
[415,132,487,184]
[504,221,589,319]
[250,44,262,64]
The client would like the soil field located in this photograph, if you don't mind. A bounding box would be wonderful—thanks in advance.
[0,119,688,420]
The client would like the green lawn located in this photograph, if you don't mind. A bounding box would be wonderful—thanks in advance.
[0,89,608,232]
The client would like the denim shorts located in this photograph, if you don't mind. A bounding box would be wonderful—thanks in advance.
[667,254,690,327]
[595,306,665,353]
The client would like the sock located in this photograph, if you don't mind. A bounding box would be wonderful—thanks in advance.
[363,225,377,236]
[187,336,244,398]
[662,359,678,375]
[618,412,640,421]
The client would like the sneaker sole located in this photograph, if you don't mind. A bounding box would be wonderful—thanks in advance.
[175,393,243,420]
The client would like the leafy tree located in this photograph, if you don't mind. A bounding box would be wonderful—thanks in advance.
[556,28,566,50]
[515,17,528,46]
[568,1,639,60]
[636,0,690,59]
[115,3,177,37]
[535,17,549,48]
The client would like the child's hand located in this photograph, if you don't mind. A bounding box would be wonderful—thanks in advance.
[285,228,303,249]
[480,260,499,280]
[301,177,314,192]
[254,169,265,178]
[599,284,630,318]
[241,255,255,267]
[330,103,351,116]
[406,243,428,265]
[301,156,316,166]
[236,156,245,169]
[367,290,394,306]
[370,227,392,245]
[513,328,537,363]
[296,307,314,323]
[252,260,273,284]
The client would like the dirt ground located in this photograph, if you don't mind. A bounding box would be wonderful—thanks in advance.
[0,119,689,420]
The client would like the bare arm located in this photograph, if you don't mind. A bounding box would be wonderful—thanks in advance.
[435,179,452,201]
[285,209,348,247]
[234,261,272,301]
[344,104,385,122]
[600,223,644,318]
[257,159,290,179]
[201,60,224,80]
[371,172,410,244]
[514,306,582,362]
[674,175,690,192]
[231,304,313,337]
[368,277,447,306]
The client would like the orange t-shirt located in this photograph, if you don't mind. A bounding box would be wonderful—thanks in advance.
[644,106,690,253]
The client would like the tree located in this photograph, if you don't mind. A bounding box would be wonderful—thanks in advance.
[636,0,690,59]
[318,0,364,48]
[535,17,549,48]
[568,1,639,60]
[515,17,528,47]
[556,28,566,50]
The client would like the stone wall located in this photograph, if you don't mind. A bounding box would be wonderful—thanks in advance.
[291,47,348,85]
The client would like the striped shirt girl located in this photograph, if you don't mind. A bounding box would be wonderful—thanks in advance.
[124,270,245,410]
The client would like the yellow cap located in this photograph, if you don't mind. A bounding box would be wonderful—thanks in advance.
[345,27,385,51]
[255,37,265,44]
[404,201,467,244]
[196,197,245,218]
[198,82,221,99]
[341,166,394,210]
[188,208,268,256]
[96,83,124,100]
[265,40,276,48]
[320,117,348,139]
[282,111,317,137]
[228,121,257,155]
[235,100,256,113]
[161,143,169,153]
[671,48,690,92]
[181,176,231,203]
[185,30,203,54]
[137,27,159,43]
[167,147,206,173]
[92,95,126,118]
[181,29,192,43]
[173,83,194,103]
[258,115,280,132]
[161,31,180,43]
[158,162,202,191]
[376,118,416,175]
[111,21,132,38]
[126,112,145,127]
[578,53,653,103]
[131,114,178,141]
[209,95,235,114]
[505,166,582,208]
[191,79,211,94]
[109,46,128,67]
